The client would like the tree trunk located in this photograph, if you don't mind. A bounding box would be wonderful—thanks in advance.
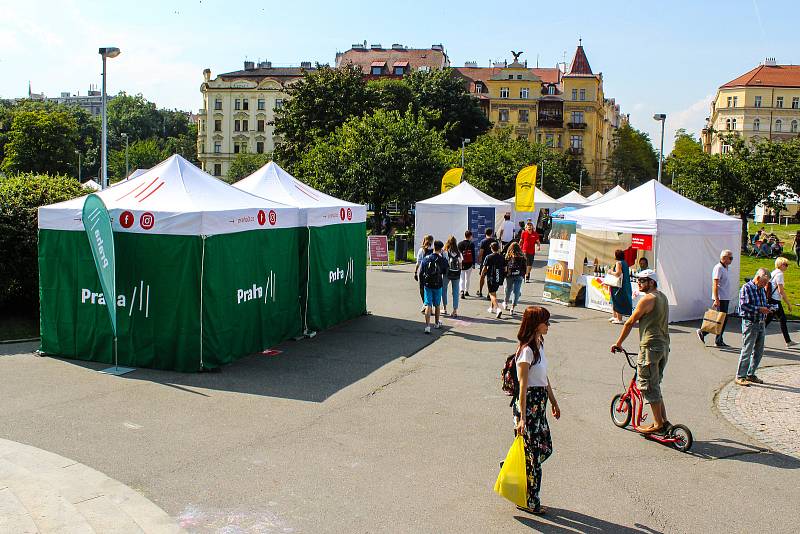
[740,212,749,251]
[372,202,383,234]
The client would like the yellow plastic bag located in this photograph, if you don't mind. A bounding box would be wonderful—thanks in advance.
[493,434,528,507]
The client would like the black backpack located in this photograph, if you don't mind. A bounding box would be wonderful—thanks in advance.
[501,352,519,406]
[508,257,525,277]
[447,252,461,280]
[424,256,443,288]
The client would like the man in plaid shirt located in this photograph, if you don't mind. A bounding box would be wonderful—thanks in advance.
[736,268,773,386]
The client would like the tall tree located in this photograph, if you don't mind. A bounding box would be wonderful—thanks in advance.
[108,138,166,181]
[2,109,79,176]
[609,124,658,189]
[297,109,448,232]
[226,153,272,183]
[106,92,162,149]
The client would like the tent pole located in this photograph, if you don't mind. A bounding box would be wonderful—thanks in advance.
[200,236,206,370]
[303,226,312,336]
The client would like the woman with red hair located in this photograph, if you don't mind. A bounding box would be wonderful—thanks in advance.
[513,306,561,515]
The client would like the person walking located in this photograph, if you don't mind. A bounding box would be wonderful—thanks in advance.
[512,306,560,515]
[442,236,462,317]
[414,235,433,314]
[608,249,632,325]
[481,241,505,317]
[502,242,527,318]
[697,250,734,347]
[611,269,670,433]
[519,222,541,282]
[458,231,477,298]
[498,213,516,250]
[791,231,800,267]
[419,240,449,334]
[735,268,773,386]
[766,257,796,348]
[477,228,497,298]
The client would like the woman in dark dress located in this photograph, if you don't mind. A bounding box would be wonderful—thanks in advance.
[609,249,632,324]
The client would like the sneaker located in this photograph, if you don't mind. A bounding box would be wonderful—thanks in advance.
[464,291,471,297]
[434,322,442,329]
[735,378,750,387]
[459,291,464,299]
[477,291,483,298]
[746,375,764,384]
[696,329,705,344]
[608,317,615,322]
[787,341,798,348]
[487,307,496,313]
[424,326,431,334]
[496,308,503,319]
[714,342,730,348]
[611,318,624,324]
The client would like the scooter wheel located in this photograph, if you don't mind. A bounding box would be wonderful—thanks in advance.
[610,394,632,428]
[669,424,693,452]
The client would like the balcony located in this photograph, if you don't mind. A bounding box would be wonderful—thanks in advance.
[568,147,584,156]
[538,116,563,128]
[567,122,587,129]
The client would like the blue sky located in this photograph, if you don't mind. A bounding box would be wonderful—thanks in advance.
[1,0,798,152]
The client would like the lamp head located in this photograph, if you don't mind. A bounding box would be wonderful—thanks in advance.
[653,113,667,121]
[99,47,121,58]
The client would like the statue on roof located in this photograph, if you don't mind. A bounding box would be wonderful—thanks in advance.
[511,50,523,63]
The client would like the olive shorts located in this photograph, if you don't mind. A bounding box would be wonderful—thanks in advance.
[637,346,669,403]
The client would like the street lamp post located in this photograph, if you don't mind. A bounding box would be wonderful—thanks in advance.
[121,132,129,178]
[540,159,545,191]
[99,46,121,189]
[461,138,471,168]
[75,150,82,183]
[653,113,667,183]
[579,168,584,192]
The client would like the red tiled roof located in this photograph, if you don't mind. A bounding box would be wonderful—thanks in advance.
[371,61,386,67]
[454,67,561,87]
[393,61,409,67]
[568,44,593,75]
[722,64,800,88]
[336,47,449,74]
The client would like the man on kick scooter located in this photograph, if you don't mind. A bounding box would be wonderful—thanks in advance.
[611,269,670,434]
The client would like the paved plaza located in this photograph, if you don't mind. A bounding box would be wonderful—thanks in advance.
[2,258,800,533]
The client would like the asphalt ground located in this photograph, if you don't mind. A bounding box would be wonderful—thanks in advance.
[1,257,799,533]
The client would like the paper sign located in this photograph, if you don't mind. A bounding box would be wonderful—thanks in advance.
[368,235,389,262]
[631,234,653,250]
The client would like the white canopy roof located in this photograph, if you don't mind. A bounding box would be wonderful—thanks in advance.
[504,187,562,208]
[39,154,300,235]
[233,161,366,226]
[586,191,603,201]
[82,179,101,191]
[564,179,738,236]
[557,190,588,206]
[586,185,627,206]
[417,181,507,207]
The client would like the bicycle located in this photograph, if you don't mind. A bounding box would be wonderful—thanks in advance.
[609,347,693,452]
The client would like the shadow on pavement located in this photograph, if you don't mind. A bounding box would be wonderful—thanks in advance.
[51,313,435,403]
[515,508,663,533]
[689,438,800,469]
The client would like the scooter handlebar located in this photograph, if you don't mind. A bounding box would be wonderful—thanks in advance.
[611,346,637,368]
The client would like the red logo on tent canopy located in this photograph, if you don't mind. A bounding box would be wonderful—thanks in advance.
[268,210,277,225]
[140,212,155,230]
[119,211,134,229]
[340,208,346,221]
[257,210,267,226]
[346,208,352,221]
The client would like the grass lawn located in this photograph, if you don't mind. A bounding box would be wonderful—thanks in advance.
[0,313,39,341]
[742,221,800,319]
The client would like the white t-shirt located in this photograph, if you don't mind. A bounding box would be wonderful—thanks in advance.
[500,220,515,242]
[712,263,731,300]
[516,344,548,387]
[771,268,785,298]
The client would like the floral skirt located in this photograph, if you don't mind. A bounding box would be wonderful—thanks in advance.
[512,386,553,508]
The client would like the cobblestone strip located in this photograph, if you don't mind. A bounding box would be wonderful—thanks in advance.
[717,365,800,458]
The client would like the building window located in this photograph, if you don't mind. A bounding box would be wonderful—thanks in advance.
[776,96,784,108]
[500,87,509,99]
[571,111,584,124]
[258,99,265,110]
[508,74,513,80]
[547,85,555,95]
[545,133,554,147]
[727,96,732,107]
[214,99,222,110]
[557,134,562,148]
[721,144,731,154]
[731,118,737,130]
[776,119,782,132]
[242,119,248,131]
[519,109,529,123]
[754,96,762,108]
[726,118,731,130]
[732,96,738,107]
[520,87,529,99]
[753,118,760,131]
[214,119,221,132]
[214,163,222,176]
[234,144,240,154]
[393,66,404,75]
[234,120,240,132]
[792,120,799,133]
[242,99,249,111]
[257,141,264,153]
[579,89,586,101]
[275,99,284,109]
[498,109,509,122]
[572,89,578,100]
[517,75,523,80]
[793,97,799,109]
[570,135,583,148]
[371,66,383,75]
[475,82,484,94]
[257,119,265,132]
[235,99,241,110]
[214,142,221,153]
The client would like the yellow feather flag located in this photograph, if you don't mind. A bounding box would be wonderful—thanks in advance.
[515,165,537,212]
[441,168,464,193]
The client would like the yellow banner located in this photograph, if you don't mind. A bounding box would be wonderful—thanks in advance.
[441,168,463,193]
[515,165,537,212]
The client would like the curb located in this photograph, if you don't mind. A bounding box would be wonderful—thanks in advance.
[0,337,40,345]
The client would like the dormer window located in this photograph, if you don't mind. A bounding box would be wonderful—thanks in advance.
[370,61,386,75]
[547,85,556,95]
[475,82,484,93]
[392,61,409,75]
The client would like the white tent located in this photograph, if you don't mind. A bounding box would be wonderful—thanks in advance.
[754,185,800,223]
[82,179,101,191]
[564,179,740,322]
[586,191,603,201]
[586,185,627,206]
[557,190,588,207]
[414,181,507,251]
[504,187,563,229]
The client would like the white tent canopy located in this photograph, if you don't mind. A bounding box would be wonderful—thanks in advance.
[233,161,366,226]
[504,187,563,228]
[414,181,506,251]
[586,191,603,201]
[564,180,740,322]
[557,190,588,207]
[39,154,300,235]
[82,179,101,191]
[586,185,627,206]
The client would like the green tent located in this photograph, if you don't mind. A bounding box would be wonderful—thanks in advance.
[233,162,366,333]
[38,155,303,372]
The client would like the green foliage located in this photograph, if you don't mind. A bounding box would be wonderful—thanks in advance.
[106,92,162,148]
[2,109,79,176]
[609,124,659,189]
[368,78,414,114]
[227,153,272,182]
[0,173,86,311]
[108,138,167,180]
[297,109,448,231]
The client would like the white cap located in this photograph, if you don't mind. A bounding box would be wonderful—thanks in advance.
[637,269,658,282]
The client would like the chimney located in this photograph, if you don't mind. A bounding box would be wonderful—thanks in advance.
[258,61,271,68]
[203,68,211,82]
[764,57,777,66]
[370,43,382,49]
[431,44,444,51]
[391,43,404,50]
[300,61,312,69]
[464,61,478,68]
[244,60,255,70]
